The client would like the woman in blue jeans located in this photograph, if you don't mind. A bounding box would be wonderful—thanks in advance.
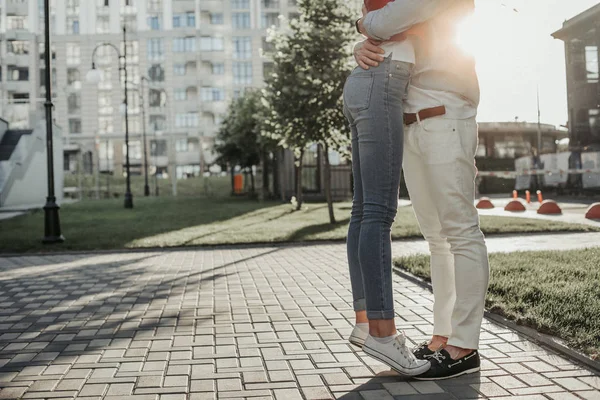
[343,11,429,375]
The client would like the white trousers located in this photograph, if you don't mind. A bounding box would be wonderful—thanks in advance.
[403,116,490,350]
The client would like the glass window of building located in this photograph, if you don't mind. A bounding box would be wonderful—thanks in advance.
[66,43,81,65]
[7,16,28,30]
[233,62,253,85]
[151,139,167,156]
[585,46,599,83]
[148,65,165,82]
[123,141,142,160]
[212,63,225,75]
[69,119,82,134]
[98,92,113,115]
[149,89,166,107]
[200,37,224,52]
[174,64,186,76]
[173,37,196,52]
[262,0,280,8]
[147,16,161,31]
[174,88,187,101]
[67,68,81,88]
[97,16,110,33]
[590,109,600,138]
[200,87,225,102]
[232,0,250,9]
[147,38,164,61]
[232,37,252,59]
[148,0,162,12]
[150,115,166,131]
[175,113,199,127]
[68,93,81,113]
[8,66,28,81]
[232,12,251,29]
[7,40,29,55]
[121,41,140,64]
[211,13,224,25]
[98,117,114,134]
[261,12,280,29]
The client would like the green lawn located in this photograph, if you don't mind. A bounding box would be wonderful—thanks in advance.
[1,196,599,253]
[394,249,600,359]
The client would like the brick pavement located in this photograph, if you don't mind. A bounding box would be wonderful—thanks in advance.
[0,239,599,400]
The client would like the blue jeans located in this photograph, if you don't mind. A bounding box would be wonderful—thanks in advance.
[343,57,412,320]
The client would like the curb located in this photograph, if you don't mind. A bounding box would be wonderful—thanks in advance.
[392,266,600,375]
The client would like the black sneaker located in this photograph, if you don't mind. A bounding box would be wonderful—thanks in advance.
[414,349,480,380]
[413,341,436,360]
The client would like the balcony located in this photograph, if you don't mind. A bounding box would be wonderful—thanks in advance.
[3,53,30,67]
[6,0,29,16]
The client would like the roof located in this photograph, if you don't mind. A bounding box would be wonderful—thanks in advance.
[478,122,568,138]
[552,3,600,40]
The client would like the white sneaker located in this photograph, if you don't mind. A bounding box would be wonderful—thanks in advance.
[363,332,431,376]
[349,324,368,348]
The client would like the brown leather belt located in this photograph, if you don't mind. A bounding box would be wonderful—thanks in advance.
[403,106,446,126]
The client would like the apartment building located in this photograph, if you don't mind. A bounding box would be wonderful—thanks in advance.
[0,0,299,179]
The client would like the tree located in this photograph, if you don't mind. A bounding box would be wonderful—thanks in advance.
[263,0,354,221]
[215,90,278,197]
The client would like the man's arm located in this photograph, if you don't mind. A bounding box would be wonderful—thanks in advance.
[360,0,462,41]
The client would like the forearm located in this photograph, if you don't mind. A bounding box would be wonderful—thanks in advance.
[363,0,460,40]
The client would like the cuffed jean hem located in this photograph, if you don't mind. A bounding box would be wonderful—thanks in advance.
[447,337,480,350]
[353,299,367,312]
[366,309,395,320]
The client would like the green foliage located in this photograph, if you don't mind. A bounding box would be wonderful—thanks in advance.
[263,0,355,157]
[215,90,275,170]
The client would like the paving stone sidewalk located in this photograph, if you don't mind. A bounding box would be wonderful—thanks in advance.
[0,235,599,400]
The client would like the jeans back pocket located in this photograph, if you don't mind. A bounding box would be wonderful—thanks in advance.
[343,72,374,114]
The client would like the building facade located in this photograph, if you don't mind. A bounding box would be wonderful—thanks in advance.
[0,0,299,179]
[552,3,600,152]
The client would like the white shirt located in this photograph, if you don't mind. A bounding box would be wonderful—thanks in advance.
[380,39,416,65]
[364,0,479,119]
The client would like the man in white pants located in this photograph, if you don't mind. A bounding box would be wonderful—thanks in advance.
[355,0,490,380]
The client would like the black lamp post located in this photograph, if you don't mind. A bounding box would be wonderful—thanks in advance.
[87,25,133,209]
[139,77,150,196]
[42,0,64,244]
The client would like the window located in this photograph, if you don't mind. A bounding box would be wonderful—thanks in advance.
[8,66,29,81]
[232,12,251,29]
[68,93,81,113]
[200,37,224,52]
[233,62,253,85]
[98,92,113,115]
[150,115,166,131]
[175,138,199,152]
[590,109,600,138]
[123,141,142,160]
[212,63,225,75]
[233,37,252,59]
[97,0,109,6]
[98,117,114,135]
[149,89,166,107]
[173,37,196,52]
[174,88,187,101]
[173,12,196,28]
[174,64,186,76]
[7,16,28,30]
[67,17,79,34]
[175,113,199,127]
[263,62,274,80]
[66,43,81,65]
[585,46,599,83]
[262,0,280,8]
[147,16,161,31]
[69,119,82,134]
[67,68,81,88]
[261,12,280,29]
[151,139,167,156]
[211,13,224,25]
[97,16,110,33]
[7,40,29,55]
[200,87,225,102]
[147,38,164,61]
[121,41,139,64]
[262,37,276,53]
[232,0,250,9]
[148,0,162,13]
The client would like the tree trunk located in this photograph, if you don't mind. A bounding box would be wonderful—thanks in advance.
[230,165,235,196]
[294,150,304,211]
[262,150,270,199]
[273,149,282,201]
[250,167,256,194]
[322,143,336,224]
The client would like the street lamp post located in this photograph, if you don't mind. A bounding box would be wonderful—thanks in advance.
[42,0,64,244]
[86,25,133,208]
[139,77,150,196]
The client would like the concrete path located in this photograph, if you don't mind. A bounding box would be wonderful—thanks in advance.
[0,235,599,400]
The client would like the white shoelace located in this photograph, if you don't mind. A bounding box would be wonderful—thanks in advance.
[430,350,447,363]
[392,333,420,366]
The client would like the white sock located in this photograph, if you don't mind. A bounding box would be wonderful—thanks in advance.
[371,334,396,344]
[356,323,369,332]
